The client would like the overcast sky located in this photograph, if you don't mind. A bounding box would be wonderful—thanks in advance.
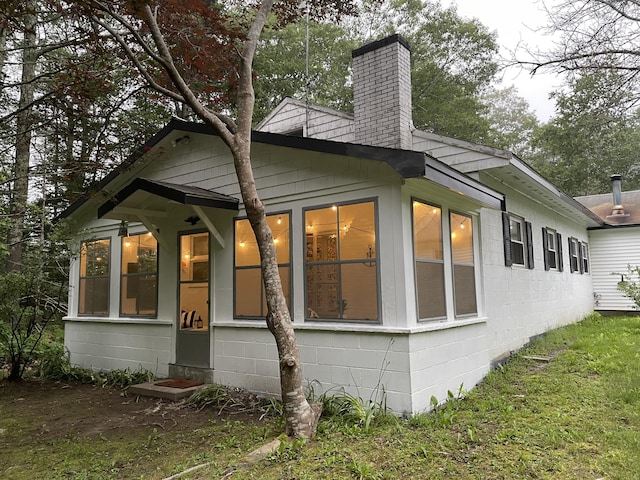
[443,0,561,122]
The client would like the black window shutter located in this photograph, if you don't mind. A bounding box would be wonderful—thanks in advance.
[502,212,512,267]
[556,233,564,272]
[525,221,534,269]
[578,241,584,273]
[569,237,575,273]
[542,227,549,271]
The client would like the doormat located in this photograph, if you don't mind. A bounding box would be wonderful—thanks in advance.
[155,379,204,389]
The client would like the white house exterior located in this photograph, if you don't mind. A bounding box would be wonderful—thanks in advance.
[576,179,640,313]
[62,35,605,414]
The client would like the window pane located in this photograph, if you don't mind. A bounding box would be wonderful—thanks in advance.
[512,243,525,265]
[236,268,263,316]
[341,263,378,321]
[509,218,522,242]
[235,219,259,267]
[79,239,110,315]
[413,202,442,260]
[181,234,209,282]
[416,261,446,319]
[453,265,477,316]
[269,214,290,264]
[339,202,375,261]
[306,264,341,318]
[85,240,110,276]
[451,213,473,264]
[305,207,338,247]
[179,282,209,330]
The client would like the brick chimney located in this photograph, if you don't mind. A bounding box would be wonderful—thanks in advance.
[352,34,413,150]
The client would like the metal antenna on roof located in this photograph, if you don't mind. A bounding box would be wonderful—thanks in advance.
[305,1,310,136]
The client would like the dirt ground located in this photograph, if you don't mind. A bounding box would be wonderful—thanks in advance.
[0,377,263,444]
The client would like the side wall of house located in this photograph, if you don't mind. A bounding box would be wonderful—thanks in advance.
[589,227,640,311]
[480,176,595,362]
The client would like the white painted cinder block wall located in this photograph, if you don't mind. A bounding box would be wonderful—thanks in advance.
[480,177,594,363]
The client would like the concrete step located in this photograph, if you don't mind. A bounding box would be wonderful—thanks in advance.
[128,379,207,401]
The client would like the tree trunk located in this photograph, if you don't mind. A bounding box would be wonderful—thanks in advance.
[6,2,36,272]
[230,141,322,439]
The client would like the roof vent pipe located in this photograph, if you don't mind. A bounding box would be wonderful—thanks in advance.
[611,174,625,215]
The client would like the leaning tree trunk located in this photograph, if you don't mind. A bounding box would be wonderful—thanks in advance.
[231,139,321,438]
[6,2,37,272]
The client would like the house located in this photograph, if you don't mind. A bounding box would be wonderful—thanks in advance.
[575,175,640,313]
[61,34,604,414]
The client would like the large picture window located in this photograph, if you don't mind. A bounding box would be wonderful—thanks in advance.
[79,238,110,315]
[234,213,291,318]
[413,201,446,320]
[305,201,378,321]
[450,212,477,317]
[121,233,158,316]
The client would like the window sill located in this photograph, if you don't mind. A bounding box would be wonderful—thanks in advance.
[213,317,487,335]
[63,316,172,326]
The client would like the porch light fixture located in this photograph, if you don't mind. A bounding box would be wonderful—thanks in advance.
[185,216,200,225]
[117,221,128,237]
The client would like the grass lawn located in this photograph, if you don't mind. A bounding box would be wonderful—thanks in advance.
[2,313,640,479]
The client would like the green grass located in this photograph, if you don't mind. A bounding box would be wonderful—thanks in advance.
[2,313,640,479]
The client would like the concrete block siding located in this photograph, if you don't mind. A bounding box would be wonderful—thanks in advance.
[64,321,172,377]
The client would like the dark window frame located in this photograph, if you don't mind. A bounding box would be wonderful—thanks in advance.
[233,210,292,319]
[78,237,111,316]
[450,210,477,318]
[119,232,159,317]
[412,198,447,321]
[303,198,380,323]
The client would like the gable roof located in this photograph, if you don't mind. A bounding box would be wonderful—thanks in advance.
[97,178,239,219]
[60,118,504,220]
[256,97,354,131]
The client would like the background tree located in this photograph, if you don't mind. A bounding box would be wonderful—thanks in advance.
[480,86,539,159]
[525,0,640,112]
[530,72,640,196]
[253,0,500,142]
[254,21,358,121]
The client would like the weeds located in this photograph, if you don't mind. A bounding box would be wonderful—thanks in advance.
[37,348,154,388]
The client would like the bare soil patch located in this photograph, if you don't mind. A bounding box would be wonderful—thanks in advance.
[0,377,263,443]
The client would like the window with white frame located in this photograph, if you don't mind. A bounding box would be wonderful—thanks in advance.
[234,213,291,318]
[450,212,477,317]
[79,238,111,315]
[581,242,589,273]
[304,200,378,321]
[413,201,446,320]
[542,227,563,271]
[568,237,580,273]
[120,233,158,316]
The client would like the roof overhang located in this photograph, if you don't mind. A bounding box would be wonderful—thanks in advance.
[98,178,239,249]
[424,156,504,210]
[98,178,238,219]
[486,159,603,227]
